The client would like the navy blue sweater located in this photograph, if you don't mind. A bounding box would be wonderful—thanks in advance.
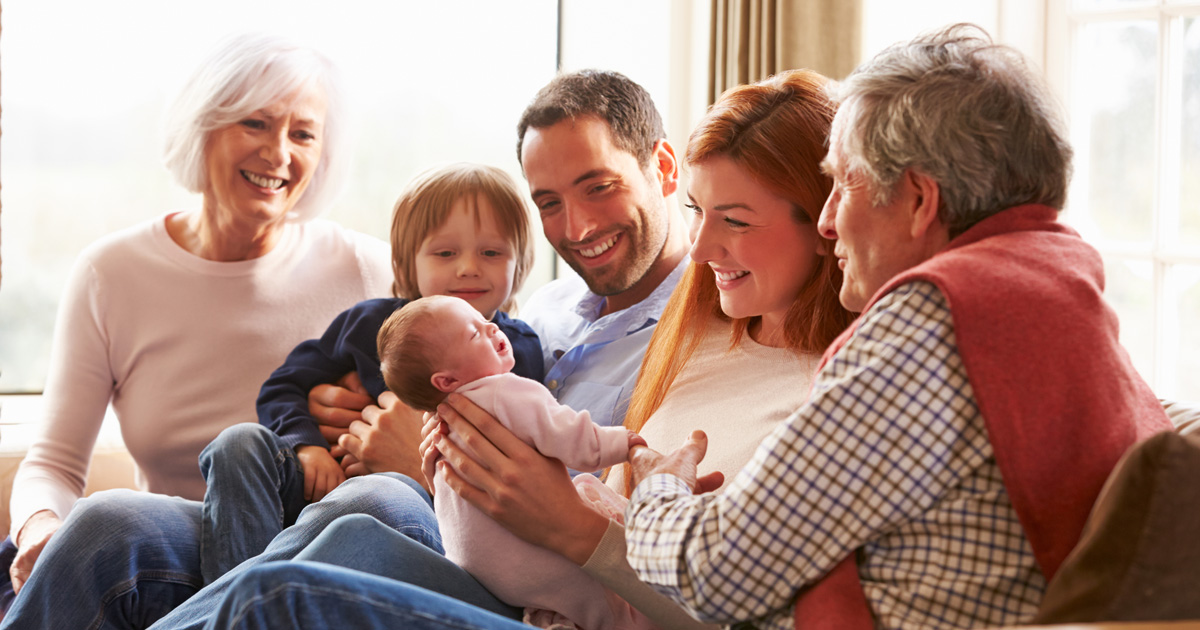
[257,297,545,450]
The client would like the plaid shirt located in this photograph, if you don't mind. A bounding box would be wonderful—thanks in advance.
[626,282,1045,630]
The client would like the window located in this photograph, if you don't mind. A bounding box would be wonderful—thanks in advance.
[1047,0,1200,400]
[0,0,708,402]
[0,0,561,394]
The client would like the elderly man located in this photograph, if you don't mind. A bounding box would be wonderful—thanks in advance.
[625,24,1171,630]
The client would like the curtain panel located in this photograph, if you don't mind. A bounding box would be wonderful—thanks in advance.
[708,0,862,104]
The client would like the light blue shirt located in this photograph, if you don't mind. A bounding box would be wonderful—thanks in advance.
[522,258,688,430]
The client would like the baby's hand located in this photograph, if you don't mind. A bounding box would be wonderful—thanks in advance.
[627,430,648,451]
[297,445,347,502]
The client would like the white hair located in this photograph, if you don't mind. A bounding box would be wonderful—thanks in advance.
[162,33,348,221]
[828,23,1073,236]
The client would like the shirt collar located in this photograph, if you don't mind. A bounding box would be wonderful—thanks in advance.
[573,256,691,334]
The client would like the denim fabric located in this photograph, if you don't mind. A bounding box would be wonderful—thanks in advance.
[204,561,528,630]
[0,474,438,630]
[199,423,306,584]
[151,473,440,630]
[0,490,206,630]
[293,514,519,618]
[0,536,16,619]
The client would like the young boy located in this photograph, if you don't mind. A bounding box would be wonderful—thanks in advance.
[378,295,653,630]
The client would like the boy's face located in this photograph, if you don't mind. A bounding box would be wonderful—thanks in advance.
[430,297,516,392]
[415,195,516,319]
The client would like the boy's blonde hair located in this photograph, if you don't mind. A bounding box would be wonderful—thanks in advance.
[388,163,535,314]
[377,298,445,412]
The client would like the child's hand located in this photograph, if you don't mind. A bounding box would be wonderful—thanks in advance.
[297,445,347,502]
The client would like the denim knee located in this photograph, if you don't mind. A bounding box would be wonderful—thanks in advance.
[320,513,388,540]
[68,489,156,535]
[199,423,279,477]
[313,475,442,553]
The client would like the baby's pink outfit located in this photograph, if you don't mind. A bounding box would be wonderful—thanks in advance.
[435,373,654,630]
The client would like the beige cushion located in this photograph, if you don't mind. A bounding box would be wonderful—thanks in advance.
[1163,399,1200,436]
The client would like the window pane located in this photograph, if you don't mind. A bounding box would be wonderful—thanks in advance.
[1073,0,1155,9]
[1164,265,1200,401]
[0,0,559,393]
[1104,258,1156,384]
[1180,17,1200,250]
[1074,21,1157,246]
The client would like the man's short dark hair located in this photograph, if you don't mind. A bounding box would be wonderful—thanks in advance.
[516,69,666,169]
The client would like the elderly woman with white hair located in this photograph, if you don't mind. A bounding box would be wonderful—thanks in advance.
[2,32,391,609]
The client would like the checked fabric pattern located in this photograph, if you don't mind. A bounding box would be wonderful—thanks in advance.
[626,282,1045,630]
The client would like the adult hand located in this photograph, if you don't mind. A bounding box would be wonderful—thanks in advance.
[433,393,609,565]
[309,371,372,448]
[11,510,62,595]
[338,391,425,486]
[629,430,724,495]
[337,451,361,476]
[418,411,447,494]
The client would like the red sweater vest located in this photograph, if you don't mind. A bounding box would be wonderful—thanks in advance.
[792,204,1171,628]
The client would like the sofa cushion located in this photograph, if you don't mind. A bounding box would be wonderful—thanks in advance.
[1033,428,1200,622]
[1163,398,1200,435]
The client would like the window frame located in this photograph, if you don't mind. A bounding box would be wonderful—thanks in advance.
[1045,0,1200,398]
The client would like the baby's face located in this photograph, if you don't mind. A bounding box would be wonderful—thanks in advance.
[432,297,516,385]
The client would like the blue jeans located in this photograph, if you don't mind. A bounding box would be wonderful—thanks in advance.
[204,561,528,630]
[199,423,306,584]
[0,473,439,630]
[201,516,521,629]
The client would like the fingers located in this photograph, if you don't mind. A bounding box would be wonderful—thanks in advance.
[695,471,725,494]
[341,453,367,477]
[685,430,709,460]
[420,411,440,442]
[303,468,317,502]
[435,397,505,468]
[438,393,530,463]
[336,371,368,396]
[311,466,346,502]
[318,424,349,447]
[309,376,372,430]
[377,390,400,408]
[420,431,441,492]
[628,444,665,476]
[338,432,363,461]
[10,558,30,595]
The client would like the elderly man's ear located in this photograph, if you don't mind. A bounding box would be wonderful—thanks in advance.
[900,169,949,247]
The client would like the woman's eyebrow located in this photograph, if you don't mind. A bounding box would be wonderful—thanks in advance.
[686,192,755,213]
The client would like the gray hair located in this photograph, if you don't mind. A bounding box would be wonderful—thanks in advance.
[829,23,1073,235]
[162,33,348,222]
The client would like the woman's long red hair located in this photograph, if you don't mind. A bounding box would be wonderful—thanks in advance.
[621,70,856,494]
